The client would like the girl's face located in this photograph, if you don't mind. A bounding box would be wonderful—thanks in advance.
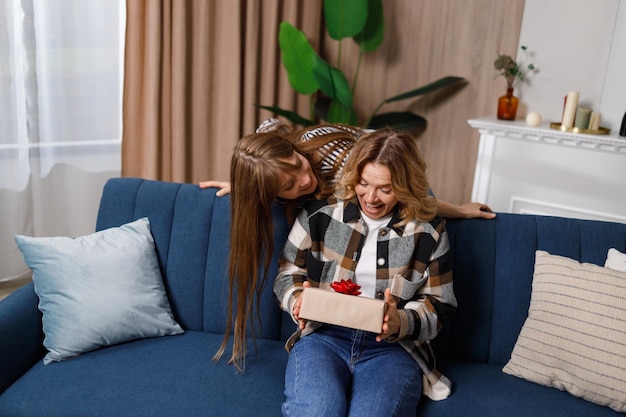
[355,162,398,219]
[276,152,318,200]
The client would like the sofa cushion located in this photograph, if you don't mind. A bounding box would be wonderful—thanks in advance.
[418,361,621,417]
[0,331,287,417]
[14,218,183,364]
[503,251,626,413]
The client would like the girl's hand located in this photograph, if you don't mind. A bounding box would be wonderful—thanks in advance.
[437,200,496,219]
[377,288,401,342]
[459,202,496,219]
[198,180,231,196]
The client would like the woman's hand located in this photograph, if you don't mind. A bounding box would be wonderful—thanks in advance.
[198,180,231,196]
[293,281,311,330]
[437,200,496,219]
[377,288,401,342]
[458,202,496,219]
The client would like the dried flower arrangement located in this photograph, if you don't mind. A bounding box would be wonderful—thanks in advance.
[494,45,536,88]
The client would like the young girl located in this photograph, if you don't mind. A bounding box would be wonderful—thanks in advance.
[204,119,491,370]
[274,128,457,415]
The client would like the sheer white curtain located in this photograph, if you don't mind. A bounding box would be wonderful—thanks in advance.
[0,0,124,281]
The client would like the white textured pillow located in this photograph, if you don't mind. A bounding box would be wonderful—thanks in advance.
[503,250,626,412]
[605,248,626,272]
[15,218,183,364]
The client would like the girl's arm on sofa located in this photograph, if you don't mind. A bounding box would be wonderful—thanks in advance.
[0,283,45,394]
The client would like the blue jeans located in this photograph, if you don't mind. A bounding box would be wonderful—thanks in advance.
[282,325,423,417]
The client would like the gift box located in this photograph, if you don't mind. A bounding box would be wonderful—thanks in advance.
[299,287,386,333]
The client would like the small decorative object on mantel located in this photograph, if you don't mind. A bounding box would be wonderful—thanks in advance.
[620,111,626,137]
[574,107,592,129]
[494,45,536,120]
[588,112,601,130]
[550,122,610,135]
[526,111,542,127]
[561,91,579,128]
[551,91,610,135]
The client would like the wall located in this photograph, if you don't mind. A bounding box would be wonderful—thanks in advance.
[517,0,625,131]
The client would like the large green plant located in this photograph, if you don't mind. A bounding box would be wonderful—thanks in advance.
[259,0,466,130]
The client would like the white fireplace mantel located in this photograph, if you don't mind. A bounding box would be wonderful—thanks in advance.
[469,116,626,154]
[468,116,626,224]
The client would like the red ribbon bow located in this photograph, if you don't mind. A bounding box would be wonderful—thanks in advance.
[330,279,362,296]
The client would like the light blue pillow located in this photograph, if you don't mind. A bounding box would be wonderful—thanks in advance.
[14,217,183,364]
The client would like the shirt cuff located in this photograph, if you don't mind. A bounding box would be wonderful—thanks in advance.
[386,309,410,343]
[397,309,410,339]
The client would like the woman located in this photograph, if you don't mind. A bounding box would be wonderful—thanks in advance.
[273,128,457,416]
[206,119,491,370]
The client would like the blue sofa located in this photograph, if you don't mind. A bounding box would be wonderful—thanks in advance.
[0,178,624,416]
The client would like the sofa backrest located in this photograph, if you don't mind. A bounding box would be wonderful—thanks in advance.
[439,214,626,366]
[96,178,290,341]
[97,179,626,363]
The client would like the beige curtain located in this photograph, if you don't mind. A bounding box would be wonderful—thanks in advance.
[122,0,323,183]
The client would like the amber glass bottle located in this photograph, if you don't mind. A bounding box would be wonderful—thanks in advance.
[497,87,519,120]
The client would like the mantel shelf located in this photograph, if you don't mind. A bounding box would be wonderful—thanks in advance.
[468,116,626,155]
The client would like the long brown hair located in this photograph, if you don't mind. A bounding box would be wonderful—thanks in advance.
[337,128,437,224]
[213,125,360,371]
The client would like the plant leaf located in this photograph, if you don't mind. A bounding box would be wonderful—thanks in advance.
[383,76,466,103]
[327,100,358,125]
[324,0,369,40]
[368,112,427,131]
[255,104,315,127]
[314,96,332,121]
[313,55,353,107]
[278,22,319,95]
[353,0,384,52]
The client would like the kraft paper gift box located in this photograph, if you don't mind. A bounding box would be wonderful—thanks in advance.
[299,287,386,333]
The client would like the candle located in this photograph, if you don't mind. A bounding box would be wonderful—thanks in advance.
[588,112,601,131]
[574,107,592,129]
[561,91,579,128]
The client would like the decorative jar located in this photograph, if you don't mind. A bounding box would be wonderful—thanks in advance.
[497,85,519,120]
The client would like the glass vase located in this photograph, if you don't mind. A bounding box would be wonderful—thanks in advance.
[497,87,519,120]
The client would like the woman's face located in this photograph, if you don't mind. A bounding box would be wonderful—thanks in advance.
[276,152,318,200]
[355,162,398,219]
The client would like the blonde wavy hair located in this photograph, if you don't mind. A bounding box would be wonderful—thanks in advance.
[337,128,437,225]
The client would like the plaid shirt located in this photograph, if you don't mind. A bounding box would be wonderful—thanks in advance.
[274,196,457,401]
